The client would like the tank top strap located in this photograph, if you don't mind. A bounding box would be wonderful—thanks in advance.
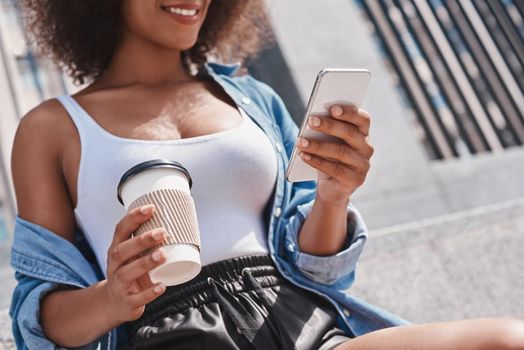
[55,94,94,135]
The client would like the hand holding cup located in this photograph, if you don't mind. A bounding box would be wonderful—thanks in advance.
[103,204,168,323]
[117,159,202,287]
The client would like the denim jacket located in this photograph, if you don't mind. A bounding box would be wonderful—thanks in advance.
[10,62,408,349]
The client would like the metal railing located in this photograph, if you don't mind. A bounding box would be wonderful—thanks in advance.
[357,0,524,160]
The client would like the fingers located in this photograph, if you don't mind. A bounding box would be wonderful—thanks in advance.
[299,152,367,189]
[114,248,166,286]
[307,104,371,156]
[136,274,155,290]
[307,115,372,157]
[107,228,166,277]
[329,105,371,136]
[125,283,167,321]
[112,205,156,245]
[296,139,370,171]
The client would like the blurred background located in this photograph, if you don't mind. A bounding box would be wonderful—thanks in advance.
[1,0,523,346]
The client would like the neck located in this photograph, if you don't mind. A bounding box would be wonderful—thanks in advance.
[95,31,196,89]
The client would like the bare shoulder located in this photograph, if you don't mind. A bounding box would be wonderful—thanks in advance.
[13,98,78,168]
[18,97,74,131]
[11,98,77,241]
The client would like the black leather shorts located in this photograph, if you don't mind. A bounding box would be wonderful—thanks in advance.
[124,255,352,349]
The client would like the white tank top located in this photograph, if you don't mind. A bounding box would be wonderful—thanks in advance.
[56,95,278,275]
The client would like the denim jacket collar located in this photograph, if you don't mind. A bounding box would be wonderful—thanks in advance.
[205,61,241,76]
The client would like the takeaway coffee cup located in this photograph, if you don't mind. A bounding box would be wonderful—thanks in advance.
[117,159,201,286]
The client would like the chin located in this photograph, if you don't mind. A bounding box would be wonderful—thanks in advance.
[161,35,199,52]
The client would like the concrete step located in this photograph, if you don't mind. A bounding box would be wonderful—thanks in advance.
[0,245,14,311]
[0,309,15,349]
[350,197,524,323]
[0,244,15,349]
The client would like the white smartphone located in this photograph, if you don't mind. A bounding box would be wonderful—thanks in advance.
[285,68,371,183]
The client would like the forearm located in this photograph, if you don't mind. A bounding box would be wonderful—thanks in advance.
[41,279,119,348]
[298,194,350,256]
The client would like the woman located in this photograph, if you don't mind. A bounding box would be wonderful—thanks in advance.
[9,0,524,349]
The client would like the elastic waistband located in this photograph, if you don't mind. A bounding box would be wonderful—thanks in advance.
[130,255,283,331]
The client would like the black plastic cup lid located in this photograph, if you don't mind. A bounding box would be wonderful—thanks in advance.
[117,159,193,205]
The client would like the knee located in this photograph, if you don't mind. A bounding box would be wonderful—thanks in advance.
[490,319,524,350]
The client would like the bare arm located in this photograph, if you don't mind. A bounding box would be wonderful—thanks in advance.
[12,101,77,240]
[38,207,167,347]
[298,195,349,256]
[12,101,167,347]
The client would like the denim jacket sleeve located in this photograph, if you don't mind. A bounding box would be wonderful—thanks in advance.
[241,75,368,288]
[10,272,59,350]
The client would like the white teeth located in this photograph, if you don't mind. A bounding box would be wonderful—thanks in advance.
[164,7,198,16]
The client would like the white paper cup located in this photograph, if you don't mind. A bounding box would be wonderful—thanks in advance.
[117,160,201,286]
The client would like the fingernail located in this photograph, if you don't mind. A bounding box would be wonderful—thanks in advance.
[152,229,164,240]
[152,249,165,262]
[154,283,165,293]
[140,205,154,215]
[297,138,309,148]
[300,152,311,161]
[309,116,321,127]
[332,106,343,117]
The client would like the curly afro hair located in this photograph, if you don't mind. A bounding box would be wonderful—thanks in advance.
[20,0,273,84]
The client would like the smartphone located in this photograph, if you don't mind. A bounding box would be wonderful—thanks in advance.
[285,68,371,183]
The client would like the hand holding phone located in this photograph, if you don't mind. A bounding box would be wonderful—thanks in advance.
[286,68,371,183]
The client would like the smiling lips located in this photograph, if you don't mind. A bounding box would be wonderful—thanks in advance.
[161,3,201,25]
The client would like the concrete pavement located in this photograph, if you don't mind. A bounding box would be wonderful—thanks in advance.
[351,198,524,323]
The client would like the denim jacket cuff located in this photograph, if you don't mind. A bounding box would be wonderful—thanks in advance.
[284,200,368,286]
